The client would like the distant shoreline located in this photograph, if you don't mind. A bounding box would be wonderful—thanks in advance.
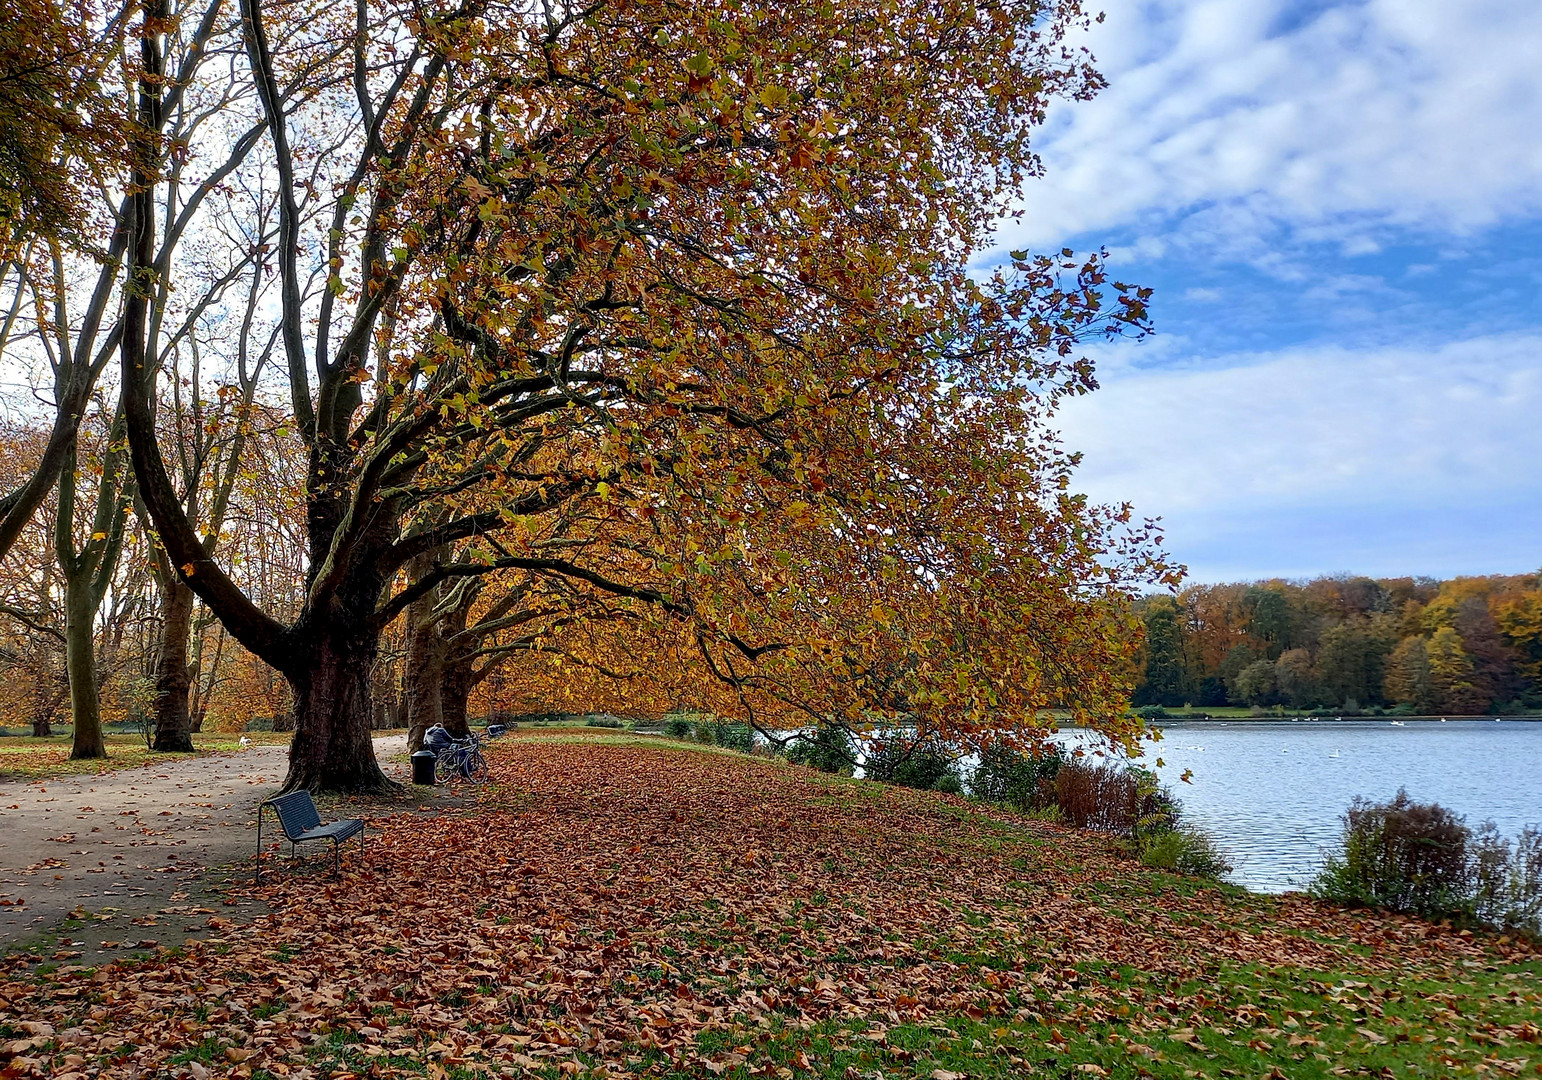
[1149,714,1542,724]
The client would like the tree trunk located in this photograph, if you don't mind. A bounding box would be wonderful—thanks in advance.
[280,623,396,793]
[151,580,196,751]
[440,660,473,737]
[29,670,66,737]
[65,574,106,760]
[404,627,444,753]
[403,552,442,753]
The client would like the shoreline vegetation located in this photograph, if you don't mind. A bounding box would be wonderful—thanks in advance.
[1133,573,1542,718]
[1137,708,1542,722]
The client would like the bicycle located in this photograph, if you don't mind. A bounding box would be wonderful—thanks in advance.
[433,731,490,783]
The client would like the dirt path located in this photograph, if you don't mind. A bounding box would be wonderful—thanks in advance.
[0,734,409,957]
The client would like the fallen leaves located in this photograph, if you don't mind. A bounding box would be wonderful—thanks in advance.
[0,737,1536,1080]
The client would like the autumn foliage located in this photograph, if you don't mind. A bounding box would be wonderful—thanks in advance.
[1134,573,1542,714]
[86,0,1178,789]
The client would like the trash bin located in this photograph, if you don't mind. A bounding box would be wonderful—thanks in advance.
[411,750,436,785]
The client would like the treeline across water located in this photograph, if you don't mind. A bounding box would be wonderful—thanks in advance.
[1134,573,1542,715]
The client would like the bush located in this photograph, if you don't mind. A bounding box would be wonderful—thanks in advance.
[1051,761,1175,835]
[1311,790,1472,917]
[684,718,755,752]
[1473,825,1542,932]
[1137,828,1233,879]
[585,716,623,728]
[783,726,856,775]
[863,735,962,793]
[1133,704,1169,721]
[663,715,694,739]
[709,722,755,753]
[968,742,1063,811]
[1310,790,1542,933]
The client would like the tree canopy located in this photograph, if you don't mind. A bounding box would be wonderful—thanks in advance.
[2,0,1174,789]
[1131,574,1542,714]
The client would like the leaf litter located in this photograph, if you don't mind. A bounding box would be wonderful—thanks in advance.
[0,734,1536,1079]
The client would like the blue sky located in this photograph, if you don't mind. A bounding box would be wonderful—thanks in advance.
[995,0,1542,583]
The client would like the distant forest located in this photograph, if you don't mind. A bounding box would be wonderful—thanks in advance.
[1133,574,1542,714]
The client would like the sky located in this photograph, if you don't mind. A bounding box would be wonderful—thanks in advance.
[995,0,1542,583]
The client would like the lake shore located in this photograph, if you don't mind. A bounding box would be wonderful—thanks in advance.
[1142,712,1542,723]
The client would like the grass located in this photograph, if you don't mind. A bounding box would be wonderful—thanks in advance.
[1,736,1538,1080]
[0,729,292,780]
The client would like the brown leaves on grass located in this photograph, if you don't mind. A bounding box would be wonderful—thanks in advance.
[0,735,1533,1079]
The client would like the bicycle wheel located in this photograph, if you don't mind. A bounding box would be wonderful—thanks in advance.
[434,749,457,783]
[467,747,489,782]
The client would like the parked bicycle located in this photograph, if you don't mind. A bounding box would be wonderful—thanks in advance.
[424,725,490,783]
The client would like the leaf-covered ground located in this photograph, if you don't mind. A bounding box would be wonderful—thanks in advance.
[1,731,1537,1080]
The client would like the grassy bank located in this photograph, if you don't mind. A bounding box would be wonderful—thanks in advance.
[0,729,1535,1079]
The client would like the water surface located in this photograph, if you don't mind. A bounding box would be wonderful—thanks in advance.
[1135,720,1542,893]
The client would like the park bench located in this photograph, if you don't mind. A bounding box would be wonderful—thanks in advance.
[256,790,366,881]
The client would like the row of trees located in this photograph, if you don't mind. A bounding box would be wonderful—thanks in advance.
[0,0,1174,789]
[1135,575,1542,714]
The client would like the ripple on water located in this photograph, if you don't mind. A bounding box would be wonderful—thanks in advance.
[1132,720,1542,893]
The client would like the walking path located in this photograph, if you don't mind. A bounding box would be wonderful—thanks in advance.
[0,734,408,957]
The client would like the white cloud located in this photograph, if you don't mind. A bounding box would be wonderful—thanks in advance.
[1005,0,1542,254]
[1057,332,1542,579]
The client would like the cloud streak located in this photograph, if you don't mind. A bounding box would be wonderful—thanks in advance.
[1057,332,1542,580]
[1008,0,1542,256]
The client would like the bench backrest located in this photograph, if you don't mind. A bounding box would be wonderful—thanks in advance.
[267,790,322,838]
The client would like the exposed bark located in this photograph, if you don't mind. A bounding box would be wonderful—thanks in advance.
[189,619,225,733]
[403,556,443,753]
[439,659,472,737]
[283,618,395,791]
[150,580,196,751]
[63,574,105,758]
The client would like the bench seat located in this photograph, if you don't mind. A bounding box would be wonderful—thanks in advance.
[256,790,366,880]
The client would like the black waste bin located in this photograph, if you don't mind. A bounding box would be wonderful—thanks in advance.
[411,750,437,785]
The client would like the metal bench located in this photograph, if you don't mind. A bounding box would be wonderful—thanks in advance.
[256,790,366,881]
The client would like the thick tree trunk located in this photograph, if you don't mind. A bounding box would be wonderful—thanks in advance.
[280,624,397,793]
[403,552,442,753]
[32,715,53,738]
[65,576,106,760]
[404,628,444,753]
[440,661,473,737]
[151,580,196,751]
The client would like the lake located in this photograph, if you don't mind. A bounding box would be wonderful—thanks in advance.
[1129,720,1542,893]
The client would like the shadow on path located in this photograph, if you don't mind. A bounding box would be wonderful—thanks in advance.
[0,734,412,963]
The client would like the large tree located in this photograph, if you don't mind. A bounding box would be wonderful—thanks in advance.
[125,0,1172,791]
